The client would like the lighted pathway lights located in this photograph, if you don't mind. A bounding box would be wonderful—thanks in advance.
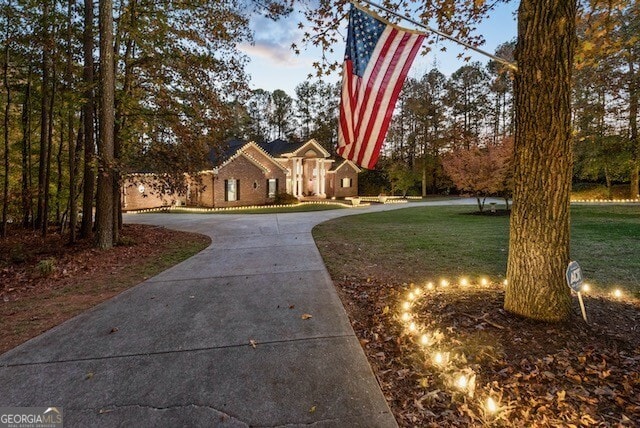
[393,275,635,423]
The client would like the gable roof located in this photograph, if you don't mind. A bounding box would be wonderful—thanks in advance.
[290,139,331,158]
[240,141,289,173]
[214,151,270,174]
[329,159,362,173]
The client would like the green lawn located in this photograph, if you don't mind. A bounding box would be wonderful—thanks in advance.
[312,204,640,296]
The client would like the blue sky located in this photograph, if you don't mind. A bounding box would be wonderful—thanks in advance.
[239,3,518,96]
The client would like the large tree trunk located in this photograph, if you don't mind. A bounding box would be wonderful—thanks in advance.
[81,0,96,239]
[55,117,64,225]
[21,65,33,228]
[113,13,136,243]
[505,0,576,322]
[36,0,51,231]
[66,0,77,243]
[2,25,10,238]
[42,60,57,238]
[629,56,638,199]
[95,0,115,249]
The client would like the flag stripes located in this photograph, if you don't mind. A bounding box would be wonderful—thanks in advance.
[338,5,424,169]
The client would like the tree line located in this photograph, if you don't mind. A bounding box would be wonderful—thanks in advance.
[0,0,637,248]
[0,0,294,247]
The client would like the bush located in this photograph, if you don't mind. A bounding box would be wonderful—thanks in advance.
[36,258,56,277]
[273,193,299,205]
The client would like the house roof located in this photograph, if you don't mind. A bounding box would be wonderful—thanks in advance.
[214,151,270,174]
[210,139,336,169]
[258,139,306,157]
[329,159,362,173]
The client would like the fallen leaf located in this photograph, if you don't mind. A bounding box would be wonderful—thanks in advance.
[249,340,257,349]
[309,405,316,413]
[85,372,94,380]
[109,327,119,334]
[289,305,295,309]
[301,314,312,320]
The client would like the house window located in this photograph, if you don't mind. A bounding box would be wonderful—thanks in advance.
[225,179,239,202]
[341,177,352,188]
[267,178,278,198]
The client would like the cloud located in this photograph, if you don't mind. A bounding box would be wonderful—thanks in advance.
[238,40,302,67]
[239,7,308,67]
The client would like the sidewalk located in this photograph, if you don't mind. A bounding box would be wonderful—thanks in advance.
[0,199,483,427]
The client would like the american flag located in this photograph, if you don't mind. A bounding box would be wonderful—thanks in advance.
[338,4,424,169]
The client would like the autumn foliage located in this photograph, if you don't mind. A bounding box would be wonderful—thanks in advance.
[442,138,514,211]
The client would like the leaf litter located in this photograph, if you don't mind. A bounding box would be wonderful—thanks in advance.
[333,276,640,427]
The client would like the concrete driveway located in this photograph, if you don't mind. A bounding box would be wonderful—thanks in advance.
[0,198,484,427]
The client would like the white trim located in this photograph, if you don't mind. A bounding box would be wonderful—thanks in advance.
[215,151,270,174]
[291,139,331,158]
[333,159,362,173]
[241,142,289,172]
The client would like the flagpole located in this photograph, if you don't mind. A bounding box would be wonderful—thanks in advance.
[355,0,518,72]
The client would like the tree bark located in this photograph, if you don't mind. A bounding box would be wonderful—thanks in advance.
[36,0,51,231]
[2,21,10,238]
[505,0,576,322]
[81,0,96,239]
[95,0,115,249]
[21,65,33,228]
[66,0,77,243]
[42,58,57,238]
[629,56,638,199]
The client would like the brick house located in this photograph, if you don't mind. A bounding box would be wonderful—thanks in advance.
[121,139,361,210]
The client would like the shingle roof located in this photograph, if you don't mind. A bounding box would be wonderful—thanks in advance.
[258,139,306,157]
[210,139,308,166]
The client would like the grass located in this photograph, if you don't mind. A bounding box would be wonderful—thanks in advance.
[0,229,210,354]
[312,204,640,296]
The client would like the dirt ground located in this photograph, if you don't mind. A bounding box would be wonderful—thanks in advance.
[335,277,640,427]
[0,224,210,354]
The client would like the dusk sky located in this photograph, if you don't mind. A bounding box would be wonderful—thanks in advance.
[240,2,519,96]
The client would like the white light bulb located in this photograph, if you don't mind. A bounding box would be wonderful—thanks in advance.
[486,397,498,414]
[456,375,468,390]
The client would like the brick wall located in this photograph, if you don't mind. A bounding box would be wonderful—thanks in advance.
[192,173,215,207]
[332,166,359,198]
[214,155,286,207]
[122,177,184,211]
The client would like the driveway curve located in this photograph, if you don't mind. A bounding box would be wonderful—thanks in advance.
[0,198,485,427]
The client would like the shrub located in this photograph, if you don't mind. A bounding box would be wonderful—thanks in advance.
[273,193,299,205]
[36,258,56,277]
